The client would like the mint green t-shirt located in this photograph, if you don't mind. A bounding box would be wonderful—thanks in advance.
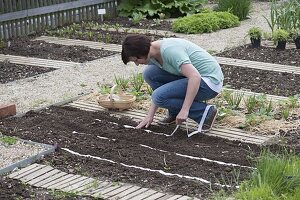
[149,38,224,85]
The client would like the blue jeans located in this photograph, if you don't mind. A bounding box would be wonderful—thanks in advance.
[143,65,218,124]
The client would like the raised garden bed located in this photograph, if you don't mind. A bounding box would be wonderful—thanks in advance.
[0,61,55,84]
[0,37,118,63]
[217,44,300,67]
[0,106,263,198]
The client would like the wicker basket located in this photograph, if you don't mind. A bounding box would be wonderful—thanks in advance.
[97,85,136,111]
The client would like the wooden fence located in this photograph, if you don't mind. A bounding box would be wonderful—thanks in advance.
[0,0,117,40]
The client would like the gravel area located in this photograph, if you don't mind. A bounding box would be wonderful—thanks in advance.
[0,139,46,169]
[0,1,271,115]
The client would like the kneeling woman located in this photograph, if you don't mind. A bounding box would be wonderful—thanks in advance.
[121,35,223,134]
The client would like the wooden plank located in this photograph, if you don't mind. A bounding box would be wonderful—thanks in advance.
[9,163,41,178]
[34,171,67,187]
[118,188,150,200]
[109,186,141,200]
[79,180,110,194]
[176,196,193,200]
[102,184,134,198]
[26,169,61,185]
[93,184,123,196]
[55,176,88,189]
[47,174,81,189]
[19,165,54,182]
[11,164,46,179]
[41,174,74,188]
[62,177,95,192]
[129,189,158,200]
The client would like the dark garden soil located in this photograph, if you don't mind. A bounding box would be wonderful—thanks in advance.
[0,37,118,63]
[0,60,56,84]
[221,64,300,97]
[0,106,265,199]
[0,176,98,200]
[217,44,300,67]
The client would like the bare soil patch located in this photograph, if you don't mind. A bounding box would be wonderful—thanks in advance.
[217,44,300,67]
[0,60,55,84]
[0,106,264,198]
[0,37,118,63]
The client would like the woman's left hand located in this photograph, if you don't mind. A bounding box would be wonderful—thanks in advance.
[176,110,188,124]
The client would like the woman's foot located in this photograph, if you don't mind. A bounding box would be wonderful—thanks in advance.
[159,115,176,124]
[202,106,218,132]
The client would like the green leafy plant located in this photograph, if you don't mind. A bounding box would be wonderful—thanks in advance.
[244,95,258,114]
[272,29,290,42]
[114,74,130,91]
[0,135,17,145]
[217,0,251,20]
[281,107,290,120]
[117,0,206,19]
[247,27,262,40]
[131,12,145,25]
[131,72,144,93]
[172,11,239,34]
[222,90,244,110]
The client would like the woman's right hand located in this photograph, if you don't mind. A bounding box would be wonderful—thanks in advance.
[136,116,153,129]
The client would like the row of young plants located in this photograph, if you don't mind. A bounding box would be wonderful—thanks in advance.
[44,21,173,44]
[213,89,299,130]
[247,0,300,50]
[98,73,299,131]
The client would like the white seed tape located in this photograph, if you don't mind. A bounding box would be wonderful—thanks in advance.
[62,148,234,188]
[139,144,254,169]
[123,125,173,137]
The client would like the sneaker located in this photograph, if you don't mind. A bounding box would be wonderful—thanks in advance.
[159,115,176,125]
[202,106,218,132]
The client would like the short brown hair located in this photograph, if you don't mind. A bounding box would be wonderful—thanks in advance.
[121,34,151,64]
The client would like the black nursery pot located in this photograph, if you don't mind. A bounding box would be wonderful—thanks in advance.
[250,38,261,48]
[276,41,286,50]
[295,36,300,49]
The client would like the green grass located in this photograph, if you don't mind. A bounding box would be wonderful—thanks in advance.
[210,149,300,200]
[0,135,17,145]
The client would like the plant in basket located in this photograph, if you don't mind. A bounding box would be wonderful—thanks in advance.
[247,26,262,48]
[97,85,136,111]
[272,29,290,50]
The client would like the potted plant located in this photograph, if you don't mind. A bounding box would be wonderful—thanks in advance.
[247,27,262,48]
[272,29,290,50]
[290,29,300,49]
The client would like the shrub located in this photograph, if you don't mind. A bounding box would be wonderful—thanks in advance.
[172,11,239,34]
[117,0,206,19]
[217,0,251,20]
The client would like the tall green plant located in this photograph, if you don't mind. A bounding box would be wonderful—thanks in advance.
[217,0,251,20]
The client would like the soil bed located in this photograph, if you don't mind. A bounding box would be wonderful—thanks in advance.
[0,106,264,198]
[222,64,300,97]
[0,61,55,84]
[0,37,118,63]
[217,44,300,67]
[0,176,98,200]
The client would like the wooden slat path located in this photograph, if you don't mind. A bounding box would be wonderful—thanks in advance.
[34,36,300,75]
[8,164,200,200]
[0,54,79,68]
[67,99,276,145]
[215,56,300,75]
[35,36,122,52]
